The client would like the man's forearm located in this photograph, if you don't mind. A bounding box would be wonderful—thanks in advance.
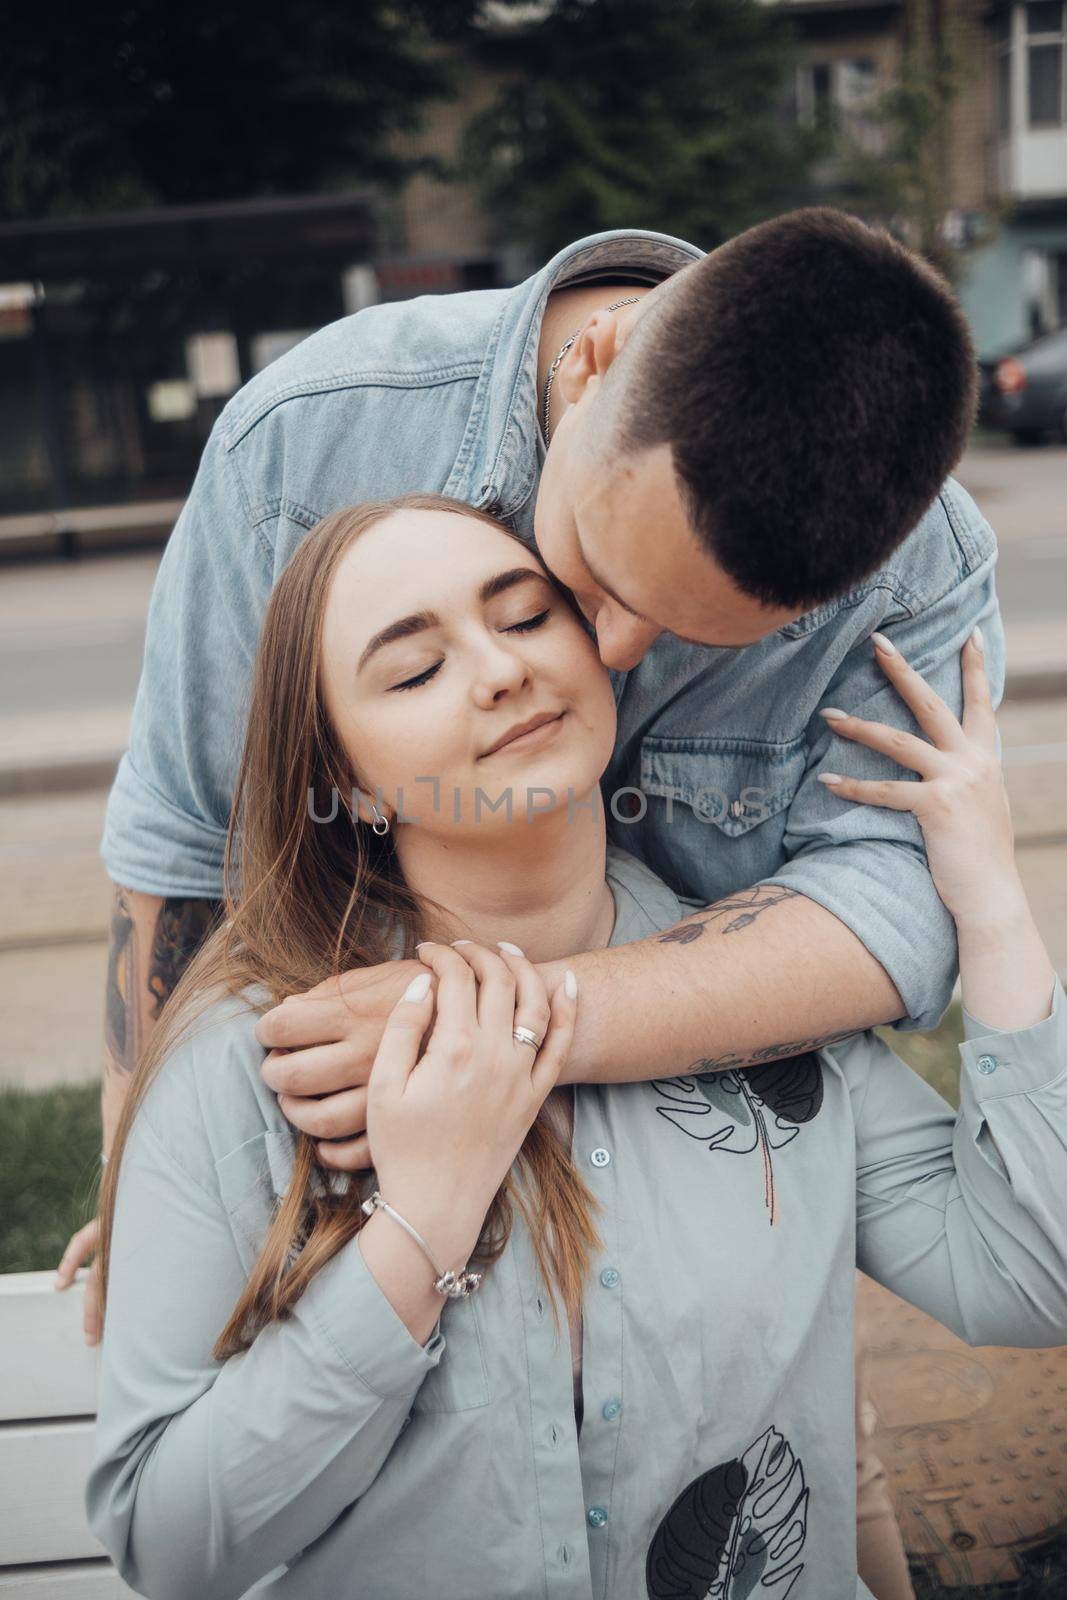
[101,887,222,1152]
[541,884,905,1085]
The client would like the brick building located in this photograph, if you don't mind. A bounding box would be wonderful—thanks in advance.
[780,0,1067,357]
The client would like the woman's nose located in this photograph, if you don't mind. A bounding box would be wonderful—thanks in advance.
[470,637,530,705]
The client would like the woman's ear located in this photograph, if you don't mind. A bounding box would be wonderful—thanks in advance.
[352,785,393,829]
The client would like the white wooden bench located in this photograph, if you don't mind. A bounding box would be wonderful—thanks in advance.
[0,1270,136,1597]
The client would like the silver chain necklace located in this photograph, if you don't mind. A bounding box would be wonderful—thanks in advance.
[540,296,642,445]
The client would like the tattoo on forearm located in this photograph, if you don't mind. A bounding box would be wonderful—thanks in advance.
[685,1028,859,1074]
[657,884,801,945]
[147,899,223,1018]
[104,888,140,1076]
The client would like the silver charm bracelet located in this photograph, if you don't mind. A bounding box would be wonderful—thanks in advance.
[360,1190,483,1299]
[540,296,642,444]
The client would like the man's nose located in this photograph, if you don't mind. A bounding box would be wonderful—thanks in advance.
[595,614,661,672]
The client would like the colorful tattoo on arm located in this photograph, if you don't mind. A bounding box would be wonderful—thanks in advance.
[147,898,223,1019]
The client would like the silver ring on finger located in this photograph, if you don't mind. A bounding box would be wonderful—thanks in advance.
[512,1025,544,1052]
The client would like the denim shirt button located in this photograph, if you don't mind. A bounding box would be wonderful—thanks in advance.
[602,1398,622,1420]
[590,1147,611,1167]
[587,1506,609,1528]
[599,1267,621,1289]
[977,1054,999,1075]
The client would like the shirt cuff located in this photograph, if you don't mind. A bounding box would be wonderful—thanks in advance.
[959,974,1067,1100]
[297,1230,447,1400]
[100,751,227,899]
[765,840,957,1031]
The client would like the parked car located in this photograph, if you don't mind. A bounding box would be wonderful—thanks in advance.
[982,328,1067,444]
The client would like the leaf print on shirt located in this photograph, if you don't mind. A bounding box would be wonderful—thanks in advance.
[651,1054,823,1225]
[646,1425,809,1600]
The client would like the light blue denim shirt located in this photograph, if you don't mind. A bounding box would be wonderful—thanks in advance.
[100,228,1005,1029]
[86,845,1067,1600]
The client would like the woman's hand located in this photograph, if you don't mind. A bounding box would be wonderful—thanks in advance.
[817,628,1057,1032]
[816,628,1019,927]
[365,943,577,1257]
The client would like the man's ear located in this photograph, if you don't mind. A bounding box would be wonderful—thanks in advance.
[556,309,627,409]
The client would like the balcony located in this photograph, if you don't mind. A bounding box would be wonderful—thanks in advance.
[993,0,1067,203]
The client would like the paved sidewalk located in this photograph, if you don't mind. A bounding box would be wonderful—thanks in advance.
[1,441,1063,1088]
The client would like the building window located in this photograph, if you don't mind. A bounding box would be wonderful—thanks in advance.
[795,58,880,149]
[1026,0,1064,126]
[994,8,1013,136]
[996,46,1014,135]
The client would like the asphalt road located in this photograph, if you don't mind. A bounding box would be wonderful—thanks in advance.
[0,440,1064,722]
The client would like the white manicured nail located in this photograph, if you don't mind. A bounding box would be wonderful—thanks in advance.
[564,969,578,999]
[401,973,432,1003]
[498,941,525,956]
[971,625,984,650]
[818,773,843,786]
[871,631,896,655]
[451,939,472,946]
[819,707,847,721]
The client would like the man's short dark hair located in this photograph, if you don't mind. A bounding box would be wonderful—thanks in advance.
[612,208,978,610]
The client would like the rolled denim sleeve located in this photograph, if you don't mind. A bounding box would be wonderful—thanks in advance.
[844,978,1067,1348]
[86,1108,445,1600]
[100,418,274,898]
[767,531,1005,1031]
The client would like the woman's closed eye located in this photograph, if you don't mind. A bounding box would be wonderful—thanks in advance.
[389,610,552,692]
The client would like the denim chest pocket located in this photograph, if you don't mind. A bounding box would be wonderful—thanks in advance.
[638,735,809,837]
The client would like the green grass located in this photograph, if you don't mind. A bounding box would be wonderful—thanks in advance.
[0,1005,970,1275]
[0,1081,102,1273]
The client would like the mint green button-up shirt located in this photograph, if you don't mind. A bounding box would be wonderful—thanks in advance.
[86,846,1067,1600]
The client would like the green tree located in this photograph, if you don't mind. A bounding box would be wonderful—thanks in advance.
[464,0,815,259]
[834,0,970,280]
[0,0,480,221]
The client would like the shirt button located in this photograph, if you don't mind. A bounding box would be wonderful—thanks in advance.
[729,798,745,819]
[587,1506,609,1528]
[602,1398,622,1420]
[590,1147,611,1167]
[599,1266,621,1289]
[977,1054,999,1075]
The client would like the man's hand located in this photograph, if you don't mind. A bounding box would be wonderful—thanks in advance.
[54,1217,103,1346]
[256,958,425,1171]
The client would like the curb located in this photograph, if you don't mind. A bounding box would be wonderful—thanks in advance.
[0,754,122,802]
[0,666,1062,802]
[1001,664,1067,702]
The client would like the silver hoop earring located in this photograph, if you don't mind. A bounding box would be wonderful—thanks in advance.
[370,803,391,837]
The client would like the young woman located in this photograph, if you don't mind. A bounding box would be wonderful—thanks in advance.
[87,494,1065,1600]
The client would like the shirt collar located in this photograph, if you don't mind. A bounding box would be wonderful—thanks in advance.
[444,229,704,534]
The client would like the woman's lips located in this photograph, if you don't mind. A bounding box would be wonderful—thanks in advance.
[480,711,566,757]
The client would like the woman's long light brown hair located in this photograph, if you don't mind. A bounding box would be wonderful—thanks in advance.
[96,493,604,1358]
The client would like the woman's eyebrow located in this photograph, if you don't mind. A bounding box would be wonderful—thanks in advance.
[356,567,547,672]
